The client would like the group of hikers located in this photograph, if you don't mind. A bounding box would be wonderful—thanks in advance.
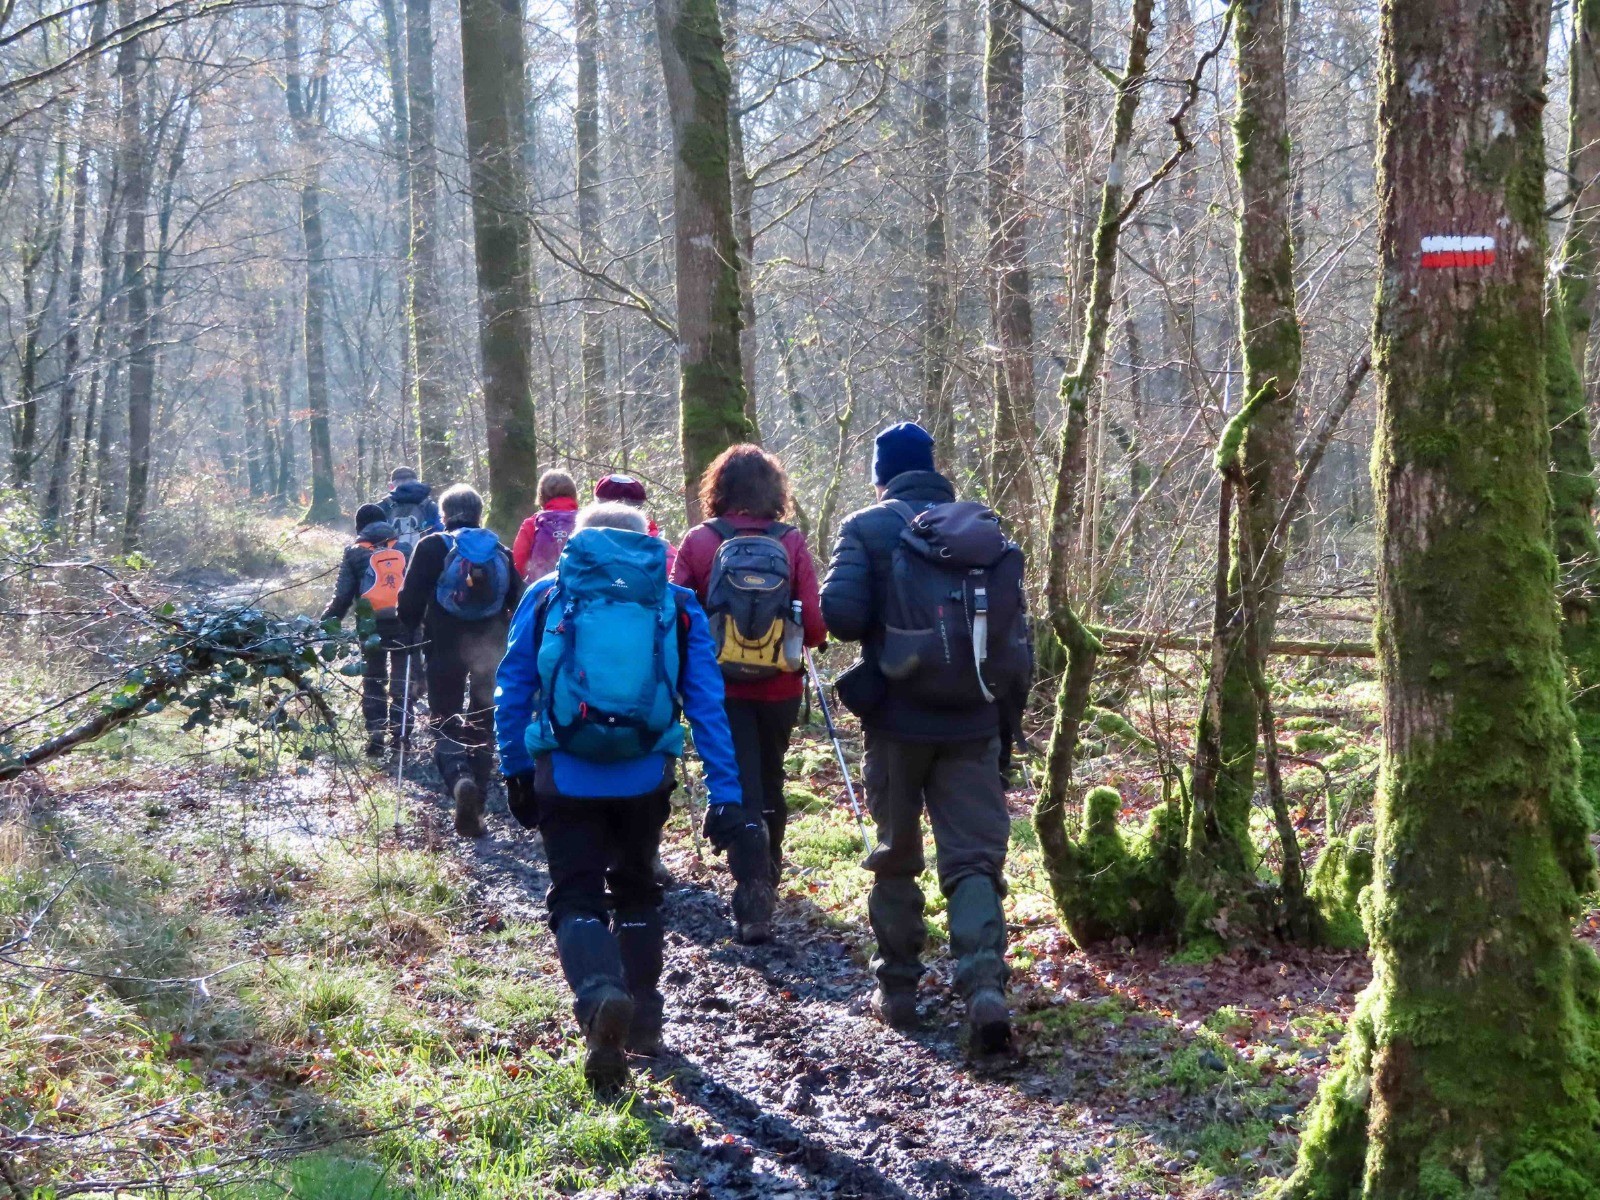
[320,422,1033,1088]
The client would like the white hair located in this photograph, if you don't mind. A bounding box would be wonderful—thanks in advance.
[576,501,648,534]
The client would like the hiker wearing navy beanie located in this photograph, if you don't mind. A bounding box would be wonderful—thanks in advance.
[820,418,1019,1055]
[871,421,937,489]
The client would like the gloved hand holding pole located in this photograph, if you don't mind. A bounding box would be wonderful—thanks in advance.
[804,649,872,852]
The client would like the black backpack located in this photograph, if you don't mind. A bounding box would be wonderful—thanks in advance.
[703,520,801,681]
[876,500,1031,709]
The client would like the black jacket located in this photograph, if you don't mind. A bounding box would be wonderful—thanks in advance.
[322,520,404,629]
[820,470,1000,743]
[397,521,524,648]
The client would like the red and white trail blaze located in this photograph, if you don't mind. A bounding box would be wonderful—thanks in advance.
[1420,235,1496,269]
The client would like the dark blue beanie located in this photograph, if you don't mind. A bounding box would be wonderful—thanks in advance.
[872,422,936,486]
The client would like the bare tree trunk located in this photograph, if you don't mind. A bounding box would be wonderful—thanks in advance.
[1285,0,1600,1190]
[117,0,157,552]
[984,0,1037,532]
[406,0,452,482]
[920,0,954,463]
[376,0,416,470]
[1563,0,1600,384]
[575,0,608,462]
[285,3,340,524]
[1182,0,1304,942]
[43,0,109,531]
[655,0,752,519]
[459,0,541,533]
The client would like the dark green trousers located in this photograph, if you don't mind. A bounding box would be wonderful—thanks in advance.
[862,733,1010,998]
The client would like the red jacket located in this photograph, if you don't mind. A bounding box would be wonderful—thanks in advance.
[511,496,579,579]
[672,515,826,701]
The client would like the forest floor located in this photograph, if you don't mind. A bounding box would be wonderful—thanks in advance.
[5,531,1599,1198]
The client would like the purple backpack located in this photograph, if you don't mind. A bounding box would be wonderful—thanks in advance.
[524,508,576,581]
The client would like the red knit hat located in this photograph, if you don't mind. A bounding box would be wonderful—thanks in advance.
[594,474,648,505]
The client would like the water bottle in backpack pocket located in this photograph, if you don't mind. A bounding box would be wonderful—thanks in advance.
[526,527,685,763]
[703,520,801,681]
[359,546,408,620]
[434,528,511,620]
[876,500,1031,709]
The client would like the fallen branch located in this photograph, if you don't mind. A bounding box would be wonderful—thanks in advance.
[1093,625,1374,659]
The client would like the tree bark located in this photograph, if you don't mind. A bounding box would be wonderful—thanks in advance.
[117,0,156,552]
[919,0,954,464]
[655,0,752,521]
[1552,0,1600,814]
[722,0,759,437]
[459,0,541,533]
[43,0,109,531]
[984,0,1038,533]
[1284,0,1600,1191]
[406,0,452,482]
[1181,0,1304,942]
[285,3,340,525]
[575,0,608,463]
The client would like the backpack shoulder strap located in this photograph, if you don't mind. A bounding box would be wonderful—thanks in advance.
[707,518,738,542]
[882,499,918,525]
[766,521,794,540]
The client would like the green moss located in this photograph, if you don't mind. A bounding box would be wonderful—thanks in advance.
[1040,787,1183,946]
[1307,822,1372,950]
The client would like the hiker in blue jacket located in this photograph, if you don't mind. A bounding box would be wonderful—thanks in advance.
[495,501,751,1089]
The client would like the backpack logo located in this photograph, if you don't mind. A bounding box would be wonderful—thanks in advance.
[612,577,628,587]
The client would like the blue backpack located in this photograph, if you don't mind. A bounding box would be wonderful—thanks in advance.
[528,527,686,763]
[434,528,511,620]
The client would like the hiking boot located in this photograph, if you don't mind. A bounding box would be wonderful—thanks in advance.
[626,1003,664,1058]
[872,987,920,1031]
[582,986,634,1090]
[452,777,487,838]
[735,920,773,946]
[967,987,1011,1054]
[364,736,386,759]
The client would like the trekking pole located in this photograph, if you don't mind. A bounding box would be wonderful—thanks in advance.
[804,649,873,853]
[395,648,412,784]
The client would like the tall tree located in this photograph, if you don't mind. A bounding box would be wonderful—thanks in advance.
[43,0,110,530]
[575,0,608,463]
[1551,0,1600,812]
[984,0,1037,529]
[407,0,452,482]
[284,3,341,524]
[1182,0,1304,940]
[458,0,541,532]
[655,0,752,518]
[920,0,954,463]
[117,0,157,551]
[1284,0,1600,1191]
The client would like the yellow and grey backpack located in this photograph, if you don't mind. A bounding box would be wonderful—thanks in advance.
[704,520,800,682]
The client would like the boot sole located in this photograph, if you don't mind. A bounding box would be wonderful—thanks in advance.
[584,992,633,1090]
[972,1018,1012,1055]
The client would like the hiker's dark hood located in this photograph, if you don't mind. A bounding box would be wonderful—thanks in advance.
[387,480,433,505]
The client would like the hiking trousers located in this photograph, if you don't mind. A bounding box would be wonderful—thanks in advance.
[862,733,1010,999]
[541,791,671,1028]
[426,620,505,790]
[725,696,800,922]
[361,624,419,743]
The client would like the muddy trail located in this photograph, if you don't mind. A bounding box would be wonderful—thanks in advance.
[430,787,1114,1200]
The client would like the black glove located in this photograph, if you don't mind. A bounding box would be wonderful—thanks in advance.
[703,804,753,853]
[504,772,540,829]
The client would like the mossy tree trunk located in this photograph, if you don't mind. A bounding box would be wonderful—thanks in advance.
[983,0,1037,535]
[1181,0,1304,943]
[655,0,752,521]
[1040,0,1155,816]
[1551,0,1600,816]
[406,0,453,483]
[1282,0,1600,1192]
[459,0,541,535]
[285,3,341,526]
[919,0,954,464]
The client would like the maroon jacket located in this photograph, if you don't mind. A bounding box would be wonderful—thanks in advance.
[672,514,827,702]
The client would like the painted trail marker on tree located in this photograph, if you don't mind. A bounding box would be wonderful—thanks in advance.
[1420,234,1496,268]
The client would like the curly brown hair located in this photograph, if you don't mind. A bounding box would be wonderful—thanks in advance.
[698,443,792,521]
